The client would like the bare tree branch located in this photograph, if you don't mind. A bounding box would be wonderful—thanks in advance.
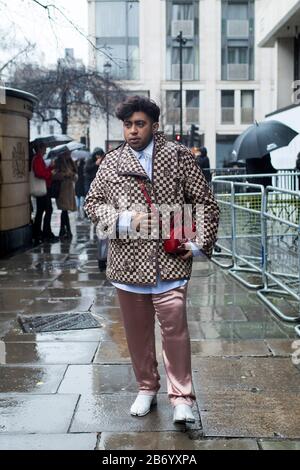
[0,42,34,74]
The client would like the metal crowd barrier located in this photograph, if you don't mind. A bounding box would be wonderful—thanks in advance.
[212,180,265,288]
[258,187,300,323]
[212,178,300,327]
[213,172,300,192]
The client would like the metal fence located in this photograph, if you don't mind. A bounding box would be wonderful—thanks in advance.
[212,170,300,192]
[258,187,300,323]
[212,177,300,330]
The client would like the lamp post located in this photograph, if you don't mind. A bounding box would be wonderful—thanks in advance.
[103,61,112,152]
[176,31,187,142]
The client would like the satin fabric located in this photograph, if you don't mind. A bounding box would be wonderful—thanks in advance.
[116,284,195,407]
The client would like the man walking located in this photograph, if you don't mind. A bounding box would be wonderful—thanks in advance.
[84,96,219,424]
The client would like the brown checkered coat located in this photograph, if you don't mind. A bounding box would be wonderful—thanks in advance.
[84,132,219,285]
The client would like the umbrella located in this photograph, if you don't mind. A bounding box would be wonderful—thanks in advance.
[71,150,91,161]
[231,120,298,161]
[46,141,85,159]
[31,134,73,148]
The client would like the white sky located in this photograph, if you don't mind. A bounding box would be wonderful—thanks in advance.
[1,0,88,65]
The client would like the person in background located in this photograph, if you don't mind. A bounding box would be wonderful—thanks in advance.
[75,159,86,219]
[32,142,59,245]
[84,147,105,194]
[246,153,277,188]
[196,147,211,184]
[53,151,78,240]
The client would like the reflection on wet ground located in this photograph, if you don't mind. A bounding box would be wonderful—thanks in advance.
[0,213,299,450]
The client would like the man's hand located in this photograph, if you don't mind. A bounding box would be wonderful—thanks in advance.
[177,242,193,260]
[131,212,152,237]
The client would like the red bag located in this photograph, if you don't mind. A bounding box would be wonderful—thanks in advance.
[139,180,196,255]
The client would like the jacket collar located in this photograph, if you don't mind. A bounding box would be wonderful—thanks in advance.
[117,132,167,179]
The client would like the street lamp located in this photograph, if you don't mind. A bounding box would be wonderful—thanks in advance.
[176,31,187,142]
[103,61,112,152]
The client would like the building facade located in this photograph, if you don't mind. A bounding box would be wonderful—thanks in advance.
[257,0,300,110]
[88,0,276,168]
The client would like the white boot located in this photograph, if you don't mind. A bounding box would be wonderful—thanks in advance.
[130,394,157,417]
[173,404,196,424]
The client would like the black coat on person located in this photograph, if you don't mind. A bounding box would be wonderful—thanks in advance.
[246,153,277,188]
[75,160,86,198]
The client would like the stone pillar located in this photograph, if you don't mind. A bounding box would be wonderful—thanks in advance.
[0,88,37,257]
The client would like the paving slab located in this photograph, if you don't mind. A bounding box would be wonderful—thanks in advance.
[0,433,98,450]
[0,365,66,393]
[0,394,79,434]
[58,364,167,394]
[187,306,248,322]
[191,340,271,358]
[1,342,99,365]
[259,440,300,450]
[192,357,300,393]
[3,328,103,343]
[189,321,292,340]
[93,341,131,364]
[199,390,300,439]
[23,298,95,315]
[265,339,297,357]
[70,394,201,433]
[98,432,259,450]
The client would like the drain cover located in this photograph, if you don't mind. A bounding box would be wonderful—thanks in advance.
[18,313,100,333]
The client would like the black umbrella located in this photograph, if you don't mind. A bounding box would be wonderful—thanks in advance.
[232,120,298,160]
[31,134,73,148]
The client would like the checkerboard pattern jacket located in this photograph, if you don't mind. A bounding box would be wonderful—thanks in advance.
[84,132,220,286]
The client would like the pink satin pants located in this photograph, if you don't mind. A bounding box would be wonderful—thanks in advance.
[116,285,195,407]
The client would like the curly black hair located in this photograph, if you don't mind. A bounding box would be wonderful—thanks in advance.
[116,95,160,123]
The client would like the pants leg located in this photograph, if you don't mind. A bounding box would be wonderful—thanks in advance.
[33,195,47,239]
[152,285,195,407]
[42,191,53,237]
[116,289,160,395]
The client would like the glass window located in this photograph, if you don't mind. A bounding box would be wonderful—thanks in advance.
[227,2,248,20]
[241,90,254,108]
[172,47,194,65]
[167,91,180,108]
[222,90,234,108]
[228,47,248,64]
[186,90,199,108]
[128,1,139,37]
[96,2,126,37]
[172,2,194,20]
[95,1,139,80]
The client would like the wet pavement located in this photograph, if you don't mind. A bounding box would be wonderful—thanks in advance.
[0,212,300,450]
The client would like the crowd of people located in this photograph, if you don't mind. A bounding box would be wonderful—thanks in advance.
[30,144,105,246]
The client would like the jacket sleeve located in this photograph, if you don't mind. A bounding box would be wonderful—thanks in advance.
[181,148,220,258]
[33,157,52,181]
[84,164,120,240]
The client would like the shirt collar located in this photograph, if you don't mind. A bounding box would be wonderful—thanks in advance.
[130,139,154,160]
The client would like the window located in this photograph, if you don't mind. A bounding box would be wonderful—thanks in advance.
[166,1,199,81]
[96,1,140,80]
[166,91,180,124]
[37,126,41,136]
[186,90,199,123]
[241,90,254,124]
[49,125,55,134]
[221,0,255,80]
[221,90,235,124]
